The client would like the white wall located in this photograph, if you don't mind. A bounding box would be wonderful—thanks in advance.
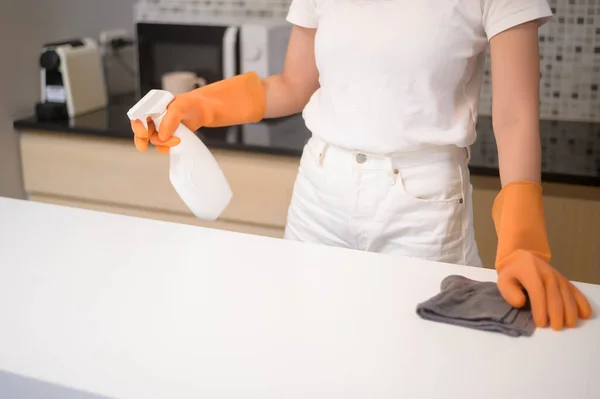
[0,0,137,198]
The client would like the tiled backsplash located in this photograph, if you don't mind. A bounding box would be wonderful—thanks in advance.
[479,0,600,122]
[135,0,290,20]
[470,117,600,177]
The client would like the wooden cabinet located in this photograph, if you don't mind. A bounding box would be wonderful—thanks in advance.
[19,130,600,284]
[19,131,299,238]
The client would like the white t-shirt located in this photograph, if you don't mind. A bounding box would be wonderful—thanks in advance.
[286,0,553,153]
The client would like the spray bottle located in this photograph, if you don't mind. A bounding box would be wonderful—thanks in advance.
[127,90,232,221]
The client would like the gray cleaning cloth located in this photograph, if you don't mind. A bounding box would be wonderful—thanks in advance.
[416,275,536,337]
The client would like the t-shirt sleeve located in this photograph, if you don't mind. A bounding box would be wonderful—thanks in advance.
[481,0,553,40]
[286,0,319,28]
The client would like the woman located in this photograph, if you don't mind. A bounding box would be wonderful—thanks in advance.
[131,0,592,330]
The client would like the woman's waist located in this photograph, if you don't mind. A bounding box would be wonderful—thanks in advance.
[302,113,476,152]
[304,90,477,130]
[304,135,471,171]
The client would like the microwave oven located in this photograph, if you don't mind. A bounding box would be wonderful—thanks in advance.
[135,20,291,98]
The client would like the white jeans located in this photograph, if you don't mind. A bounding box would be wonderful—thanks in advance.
[284,136,483,267]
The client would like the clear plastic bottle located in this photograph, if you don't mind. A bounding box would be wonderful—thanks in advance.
[127,90,232,221]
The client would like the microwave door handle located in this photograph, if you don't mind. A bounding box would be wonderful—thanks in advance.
[222,26,239,79]
[223,26,240,143]
[40,69,46,101]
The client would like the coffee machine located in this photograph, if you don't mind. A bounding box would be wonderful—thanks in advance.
[36,38,108,120]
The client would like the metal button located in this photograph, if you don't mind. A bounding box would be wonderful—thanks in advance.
[356,153,367,164]
[393,169,399,175]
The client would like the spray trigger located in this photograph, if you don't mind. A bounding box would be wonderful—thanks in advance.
[126,90,175,130]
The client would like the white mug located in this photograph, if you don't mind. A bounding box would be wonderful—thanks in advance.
[161,71,207,95]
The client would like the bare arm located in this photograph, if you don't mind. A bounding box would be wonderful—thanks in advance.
[489,21,542,186]
[262,25,319,119]
[488,21,594,330]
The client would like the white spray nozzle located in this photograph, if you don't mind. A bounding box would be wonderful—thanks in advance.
[127,89,175,130]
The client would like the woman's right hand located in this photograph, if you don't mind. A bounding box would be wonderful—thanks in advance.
[130,72,267,155]
[130,91,207,154]
[131,115,182,154]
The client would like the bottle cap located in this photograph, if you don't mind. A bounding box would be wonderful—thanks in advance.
[127,89,174,130]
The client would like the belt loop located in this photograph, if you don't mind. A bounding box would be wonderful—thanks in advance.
[388,157,397,186]
[317,142,329,166]
[464,146,471,163]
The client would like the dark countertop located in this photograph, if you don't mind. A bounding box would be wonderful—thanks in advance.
[14,95,600,187]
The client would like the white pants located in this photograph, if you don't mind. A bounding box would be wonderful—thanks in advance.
[284,136,483,267]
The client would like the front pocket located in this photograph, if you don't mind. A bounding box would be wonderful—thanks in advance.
[398,158,464,204]
[372,158,468,262]
[373,192,466,264]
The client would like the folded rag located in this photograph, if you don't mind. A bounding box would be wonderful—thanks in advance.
[416,275,536,337]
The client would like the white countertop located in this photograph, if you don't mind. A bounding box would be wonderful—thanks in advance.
[0,197,599,399]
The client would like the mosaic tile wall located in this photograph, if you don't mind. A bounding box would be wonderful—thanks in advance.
[135,0,290,20]
[478,0,600,123]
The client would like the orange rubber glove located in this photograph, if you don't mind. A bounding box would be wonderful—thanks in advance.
[493,181,592,330]
[131,71,266,154]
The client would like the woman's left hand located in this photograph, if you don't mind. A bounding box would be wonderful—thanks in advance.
[497,249,592,330]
